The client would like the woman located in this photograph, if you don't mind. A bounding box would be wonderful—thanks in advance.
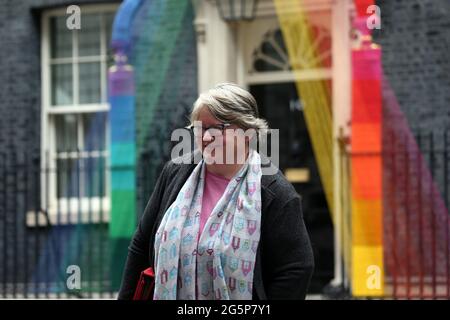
[118,83,314,300]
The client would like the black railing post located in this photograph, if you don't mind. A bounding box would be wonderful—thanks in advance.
[404,133,410,299]
[65,149,72,292]
[429,132,436,299]
[12,151,18,298]
[33,153,40,297]
[23,151,29,298]
[87,151,93,299]
[76,147,82,297]
[2,152,7,298]
[55,152,61,299]
[417,131,424,298]
[391,129,398,298]
[98,151,104,298]
[445,129,449,299]
[44,149,50,298]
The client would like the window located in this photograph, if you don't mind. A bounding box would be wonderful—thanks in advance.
[241,15,332,85]
[36,5,118,226]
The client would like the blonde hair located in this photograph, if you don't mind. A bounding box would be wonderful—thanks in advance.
[190,83,269,134]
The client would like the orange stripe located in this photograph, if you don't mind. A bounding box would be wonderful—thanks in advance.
[351,123,381,153]
[351,156,382,198]
[352,198,383,246]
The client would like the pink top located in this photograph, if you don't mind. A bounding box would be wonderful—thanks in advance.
[198,169,230,240]
[195,169,230,299]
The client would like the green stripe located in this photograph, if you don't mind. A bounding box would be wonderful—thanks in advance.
[110,189,136,238]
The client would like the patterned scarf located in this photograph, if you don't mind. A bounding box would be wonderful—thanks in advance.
[153,150,262,300]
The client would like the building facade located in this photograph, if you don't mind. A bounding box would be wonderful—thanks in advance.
[0,0,449,298]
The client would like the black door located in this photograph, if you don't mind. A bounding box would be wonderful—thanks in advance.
[250,82,334,293]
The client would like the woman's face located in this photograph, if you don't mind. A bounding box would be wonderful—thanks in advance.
[194,107,248,165]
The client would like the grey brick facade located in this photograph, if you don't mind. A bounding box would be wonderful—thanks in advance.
[0,0,448,297]
[374,0,450,132]
[0,0,199,295]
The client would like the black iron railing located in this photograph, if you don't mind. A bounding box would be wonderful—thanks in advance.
[335,129,450,299]
[0,150,116,299]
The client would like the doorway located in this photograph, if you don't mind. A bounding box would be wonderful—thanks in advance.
[250,82,334,293]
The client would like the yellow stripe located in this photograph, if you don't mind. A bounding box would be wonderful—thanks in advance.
[352,198,383,246]
[274,0,334,216]
[274,0,385,297]
[352,246,384,296]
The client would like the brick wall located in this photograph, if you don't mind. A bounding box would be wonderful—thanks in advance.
[0,0,119,153]
[0,0,121,295]
[374,0,450,132]
[0,0,198,295]
[374,0,449,205]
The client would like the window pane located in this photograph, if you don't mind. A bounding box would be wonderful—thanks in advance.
[50,16,72,58]
[57,155,106,198]
[83,156,106,198]
[55,114,78,152]
[79,62,101,104]
[48,8,115,203]
[78,14,101,57]
[51,64,73,105]
[57,158,79,198]
[83,113,106,151]
[55,113,108,199]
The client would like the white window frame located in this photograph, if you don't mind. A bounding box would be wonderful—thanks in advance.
[29,4,119,227]
[239,13,333,85]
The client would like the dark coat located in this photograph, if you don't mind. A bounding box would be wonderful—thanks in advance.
[118,154,314,300]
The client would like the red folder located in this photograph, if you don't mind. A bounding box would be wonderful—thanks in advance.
[132,267,155,300]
